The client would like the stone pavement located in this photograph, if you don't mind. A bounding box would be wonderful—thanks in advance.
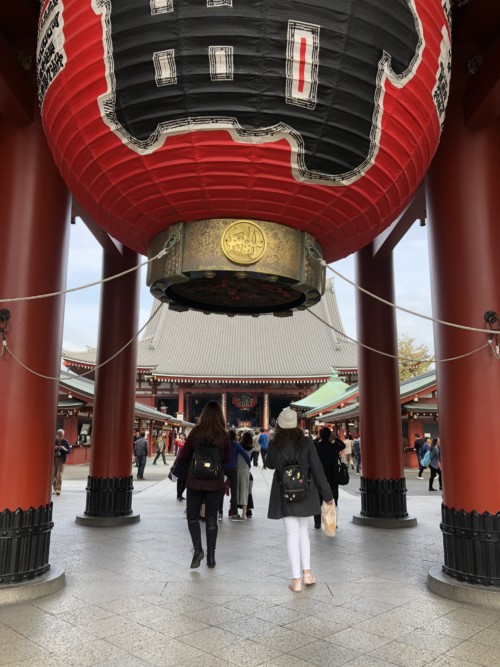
[1,459,500,667]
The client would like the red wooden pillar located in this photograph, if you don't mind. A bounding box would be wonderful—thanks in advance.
[77,245,140,525]
[354,243,416,526]
[0,116,70,582]
[426,50,500,587]
[177,386,185,417]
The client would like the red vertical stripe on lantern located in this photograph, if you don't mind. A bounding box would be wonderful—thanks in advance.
[298,37,307,93]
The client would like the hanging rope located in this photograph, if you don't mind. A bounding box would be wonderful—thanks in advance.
[325,263,491,335]
[0,247,169,304]
[306,309,491,364]
[3,304,163,381]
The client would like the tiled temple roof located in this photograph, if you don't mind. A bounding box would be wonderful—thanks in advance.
[63,279,358,381]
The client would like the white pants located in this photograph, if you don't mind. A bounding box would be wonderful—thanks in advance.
[283,516,311,579]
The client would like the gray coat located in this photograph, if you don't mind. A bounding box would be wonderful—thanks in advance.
[430,445,441,469]
[267,438,333,519]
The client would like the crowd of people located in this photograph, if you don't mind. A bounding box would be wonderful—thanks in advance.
[55,407,441,592]
[166,402,351,592]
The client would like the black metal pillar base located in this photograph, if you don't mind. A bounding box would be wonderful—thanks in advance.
[0,504,53,585]
[440,505,500,587]
[356,477,416,526]
[78,476,137,521]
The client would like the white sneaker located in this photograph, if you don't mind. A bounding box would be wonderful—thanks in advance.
[417,476,425,480]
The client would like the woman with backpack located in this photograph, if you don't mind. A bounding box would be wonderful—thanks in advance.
[178,401,231,569]
[266,407,334,593]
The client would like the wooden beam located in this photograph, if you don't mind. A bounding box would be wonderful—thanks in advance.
[372,183,426,258]
[464,37,500,130]
[452,0,500,43]
[0,33,34,125]
[72,200,123,256]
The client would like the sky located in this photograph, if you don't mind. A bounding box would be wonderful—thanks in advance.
[63,218,434,355]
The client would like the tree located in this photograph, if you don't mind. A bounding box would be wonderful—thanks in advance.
[398,335,432,382]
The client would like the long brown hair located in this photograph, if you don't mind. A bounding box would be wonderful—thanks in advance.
[271,425,305,450]
[191,401,227,447]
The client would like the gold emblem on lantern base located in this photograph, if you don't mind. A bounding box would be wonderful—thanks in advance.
[221,220,267,265]
[147,217,325,315]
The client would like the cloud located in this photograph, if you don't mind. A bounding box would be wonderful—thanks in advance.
[331,222,435,353]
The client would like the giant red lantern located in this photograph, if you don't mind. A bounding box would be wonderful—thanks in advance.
[38,0,451,315]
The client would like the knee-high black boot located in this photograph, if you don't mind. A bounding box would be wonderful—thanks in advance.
[188,518,204,568]
[206,517,218,568]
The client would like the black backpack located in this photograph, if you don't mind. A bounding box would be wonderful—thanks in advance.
[279,457,310,503]
[191,442,221,480]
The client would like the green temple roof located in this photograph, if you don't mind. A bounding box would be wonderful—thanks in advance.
[292,371,350,410]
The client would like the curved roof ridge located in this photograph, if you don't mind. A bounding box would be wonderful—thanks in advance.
[64,288,358,378]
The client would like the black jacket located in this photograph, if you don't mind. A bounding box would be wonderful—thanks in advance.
[315,437,345,489]
[266,437,333,519]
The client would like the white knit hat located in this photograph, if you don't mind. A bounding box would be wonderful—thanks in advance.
[277,407,298,429]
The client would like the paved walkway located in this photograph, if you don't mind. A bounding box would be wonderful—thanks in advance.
[1,460,499,667]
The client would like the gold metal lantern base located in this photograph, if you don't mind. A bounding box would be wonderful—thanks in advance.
[147,219,325,315]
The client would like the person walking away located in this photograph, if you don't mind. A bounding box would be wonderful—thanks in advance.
[352,436,361,473]
[153,433,168,465]
[221,429,250,519]
[175,434,187,500]
[267,408,334,592]
[414,433,426,478]
[178,401,230,568]
[304,429,314,446]
[343,433,353,469]
[251,430,260,467]
[428,437,442,491]
[53,429,71,495]
[313,427,345,528]
[242,432,257,517]
[132,430,140,467]
[174,431,184,456]
[232,431,252,521]
[134,432,148,480]
[419,436,431,479]
[258,428,269,468]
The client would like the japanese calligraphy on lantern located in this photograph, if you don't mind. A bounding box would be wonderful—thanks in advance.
[222,221,267,265]
[38,0,67,106]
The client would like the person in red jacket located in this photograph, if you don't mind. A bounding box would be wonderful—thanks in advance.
[179,402,230,569]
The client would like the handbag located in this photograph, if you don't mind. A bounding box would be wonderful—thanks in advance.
[168,454,188,482]
[191,442,221,480]
[337,458,350,486]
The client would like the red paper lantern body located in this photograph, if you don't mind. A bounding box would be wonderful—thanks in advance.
[38,0,451,311]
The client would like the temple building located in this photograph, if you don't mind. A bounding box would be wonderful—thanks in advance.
[293,369,438,468]
[63,280,358,429]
